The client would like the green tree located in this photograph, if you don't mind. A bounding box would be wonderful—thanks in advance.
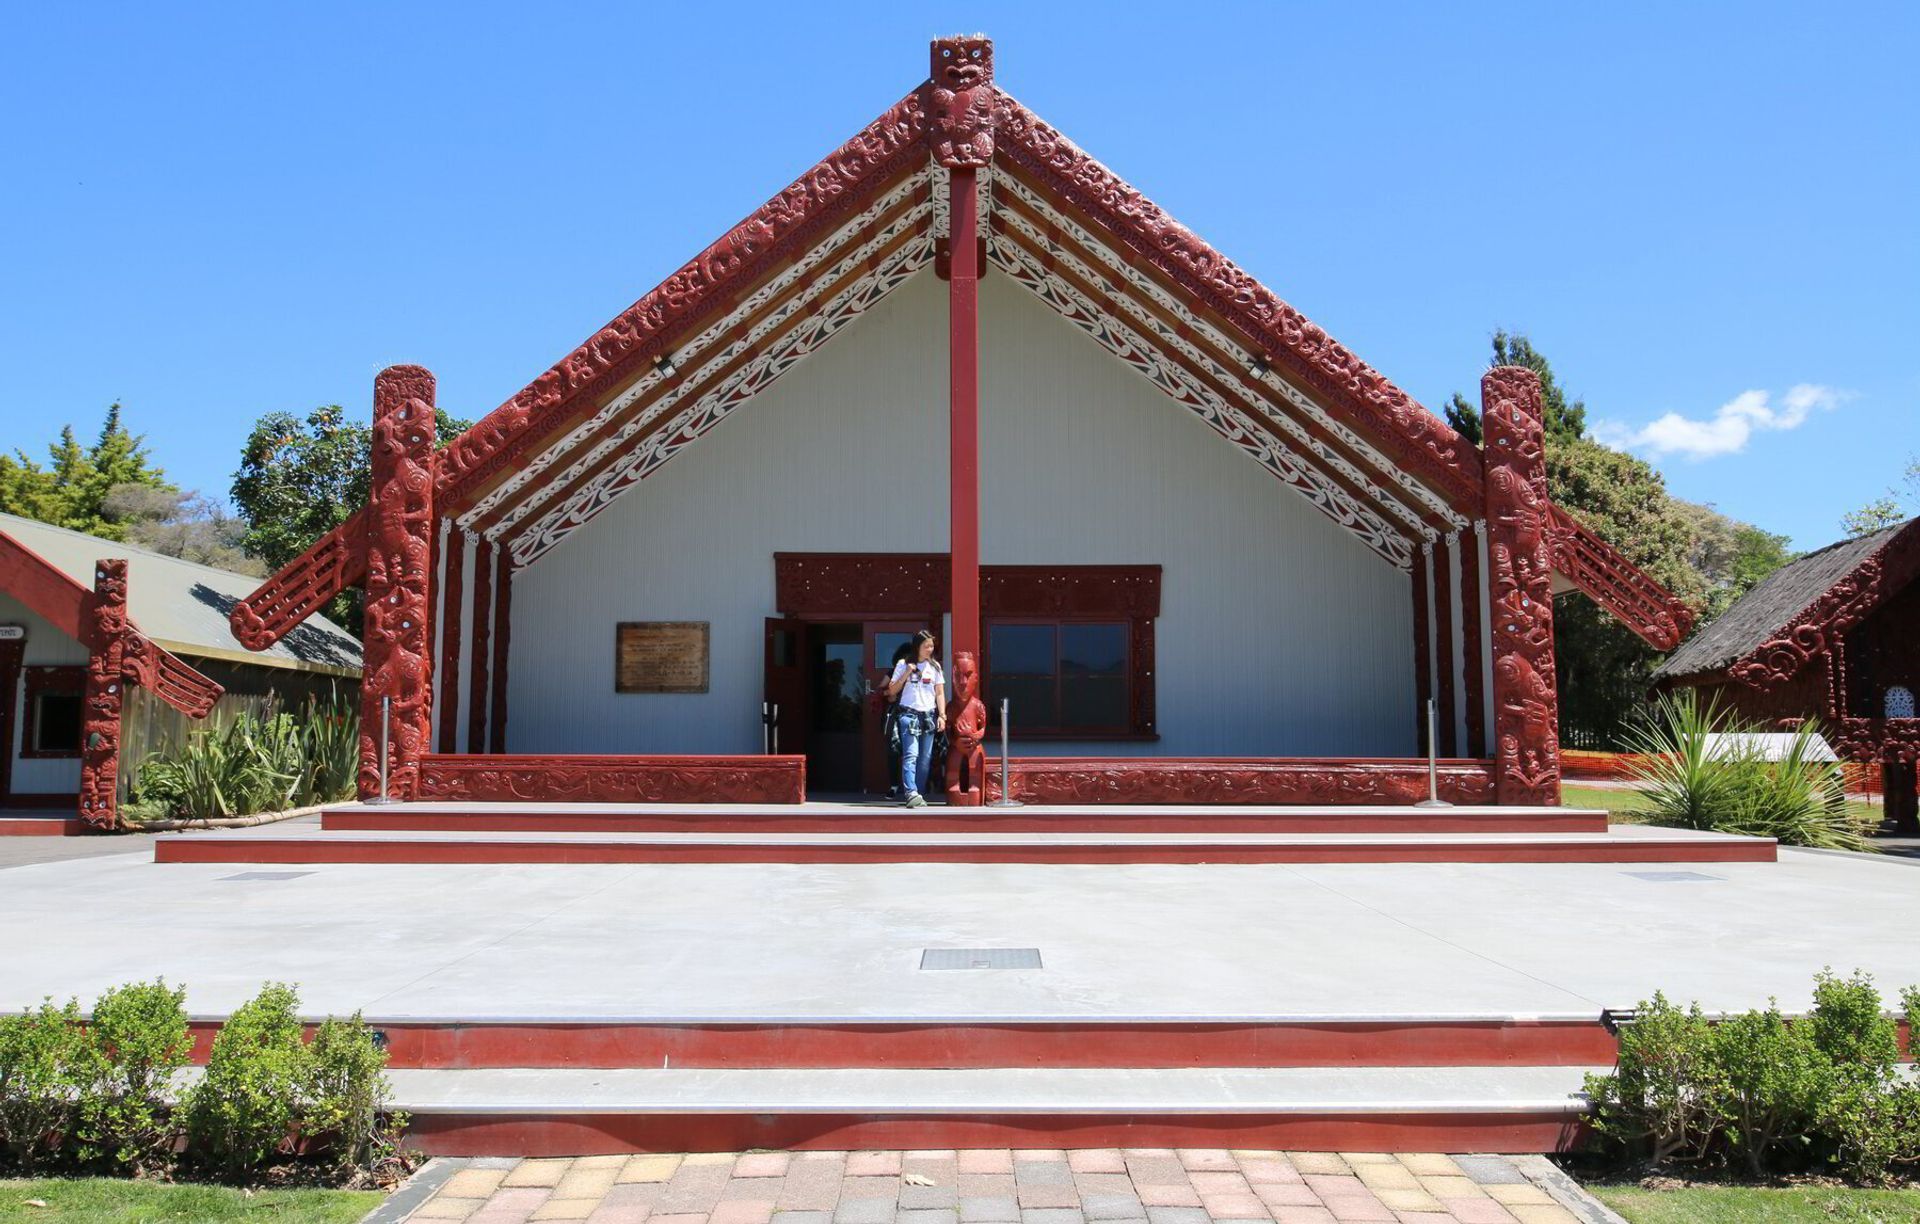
[1841,455,1917,537]
[0,405,176,538]
[1673,501,1796,621]
[230,404,469,632]
[1443,330,1588,446]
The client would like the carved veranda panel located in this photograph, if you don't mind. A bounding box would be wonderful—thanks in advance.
[417,754,805,805]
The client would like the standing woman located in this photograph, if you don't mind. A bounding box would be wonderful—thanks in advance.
[887,629,947,807]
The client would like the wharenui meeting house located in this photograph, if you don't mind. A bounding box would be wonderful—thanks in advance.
[226,37,1692,814]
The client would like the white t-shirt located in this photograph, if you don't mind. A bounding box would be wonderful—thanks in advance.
[890,659,945,713]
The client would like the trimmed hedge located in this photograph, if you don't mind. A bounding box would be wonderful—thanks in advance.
[0,980,403,1181]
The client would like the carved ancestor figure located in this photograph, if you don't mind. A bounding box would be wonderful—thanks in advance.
[77,560,130,829]
[946,651,988,806]
[929,36,996,167]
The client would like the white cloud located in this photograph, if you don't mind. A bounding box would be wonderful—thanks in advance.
[1593,384,1848,461]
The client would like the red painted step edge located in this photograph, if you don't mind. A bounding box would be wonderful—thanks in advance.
[178,1018,1620,1070]
[402,1110,1590,1157]
[0,817,84,836]
[322,808,1611,835]
[155,836,1778,866]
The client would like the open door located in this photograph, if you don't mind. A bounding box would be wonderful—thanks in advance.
[763,617,808,757]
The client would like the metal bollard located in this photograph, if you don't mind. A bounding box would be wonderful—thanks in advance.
[366,696,399,805]
[990,696,1022,807]
[1415,697,1451,808]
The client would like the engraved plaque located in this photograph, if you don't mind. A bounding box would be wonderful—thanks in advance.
[616,622,710,693]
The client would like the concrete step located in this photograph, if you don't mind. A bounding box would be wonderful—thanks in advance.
[155,825,1776,866]
[322,800,1612,836]
[387,1064,1599,1156]
[178,1014,1620,1071]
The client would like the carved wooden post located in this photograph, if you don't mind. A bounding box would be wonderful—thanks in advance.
[359,365,438,799]
[1482,367,1561,805]
[931,35,995,667]
[78,559,129,829]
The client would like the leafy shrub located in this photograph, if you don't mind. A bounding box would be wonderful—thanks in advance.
[182,983,309,1177]
[133,700,359,821]
[1586,969,1920,1184]
[74,979,192,1172]
[1624,691,1873,850]
[305,1014,403,1173]
[0,998,97,1172]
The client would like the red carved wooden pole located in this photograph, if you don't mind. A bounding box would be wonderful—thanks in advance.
[1461,521,1488,758]
[1411,544,1433,751]
[359,365,438,799]
[1433,532,1459,757]
[436,523,465,754]
[77,559,129,829]
[1482,367,1561,805]
[931,35,994,667]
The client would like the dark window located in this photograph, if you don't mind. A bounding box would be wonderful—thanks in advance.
[986,620,1132,736]
[21,666,86,758]
[32,693,82,753]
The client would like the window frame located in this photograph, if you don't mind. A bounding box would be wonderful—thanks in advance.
[983,616,1155,741]
[20,665,86,759]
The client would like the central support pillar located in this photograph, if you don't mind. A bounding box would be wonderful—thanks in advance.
[948,165,981,662]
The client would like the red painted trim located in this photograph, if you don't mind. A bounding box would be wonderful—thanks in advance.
[325,805,1607,835]
[402,1111,1584,1158]
[229,506,370,651]
[154,834,1775,867]
[1434,535,1459,757]
[994,95,1483,518]
[999,757,1500,806]
[468,538,493,755]
[0,531,90,640]
[950,167,982,665]
[435,93,930,512]
[1548,505,1695,651]
[437,526,465,754]
[489,560,511,754]
[414,754,806,804]
[180,1017,1616,1071]
[1411,549,1433,751]
[1730,518,1920,693]
[0,816,83,836]
[1461,528,1487,758]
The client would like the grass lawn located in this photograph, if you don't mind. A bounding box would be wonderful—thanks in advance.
[0,1177,382,1222]
[1592,1182,1920,1222]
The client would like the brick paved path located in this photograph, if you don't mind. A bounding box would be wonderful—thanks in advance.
[408,1149,1581,1224]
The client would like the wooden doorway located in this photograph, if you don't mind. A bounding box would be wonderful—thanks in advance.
[0,636,20,803]
[763,615,936,796]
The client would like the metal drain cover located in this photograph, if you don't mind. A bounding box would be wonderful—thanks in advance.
[920,947,1042,971]
[1622,870,1724,883]
[218,870,315,882]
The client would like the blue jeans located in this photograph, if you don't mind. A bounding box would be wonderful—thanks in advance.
[898,708,934,799]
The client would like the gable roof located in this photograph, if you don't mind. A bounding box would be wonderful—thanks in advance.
[1655,518,1915,681]
[0,513,361,675]
[422,38,1484,574]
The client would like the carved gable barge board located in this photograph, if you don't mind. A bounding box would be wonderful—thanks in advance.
[989,215,1433,560]
[997,758,1497,807]
[1547,505,1695,651]
[228,506,370,651]
[417,754,806,805]
[990,225,1410,569]
[437,92,931,516]
[994,93,1483,520]
[990,170,1460,535]
[466,179,933,540]
[507,234,933,570]
[1730,519,1920,692]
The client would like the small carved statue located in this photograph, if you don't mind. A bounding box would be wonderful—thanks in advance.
[946,651,988,807]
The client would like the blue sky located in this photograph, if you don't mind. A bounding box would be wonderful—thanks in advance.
[3,2,1913,550]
